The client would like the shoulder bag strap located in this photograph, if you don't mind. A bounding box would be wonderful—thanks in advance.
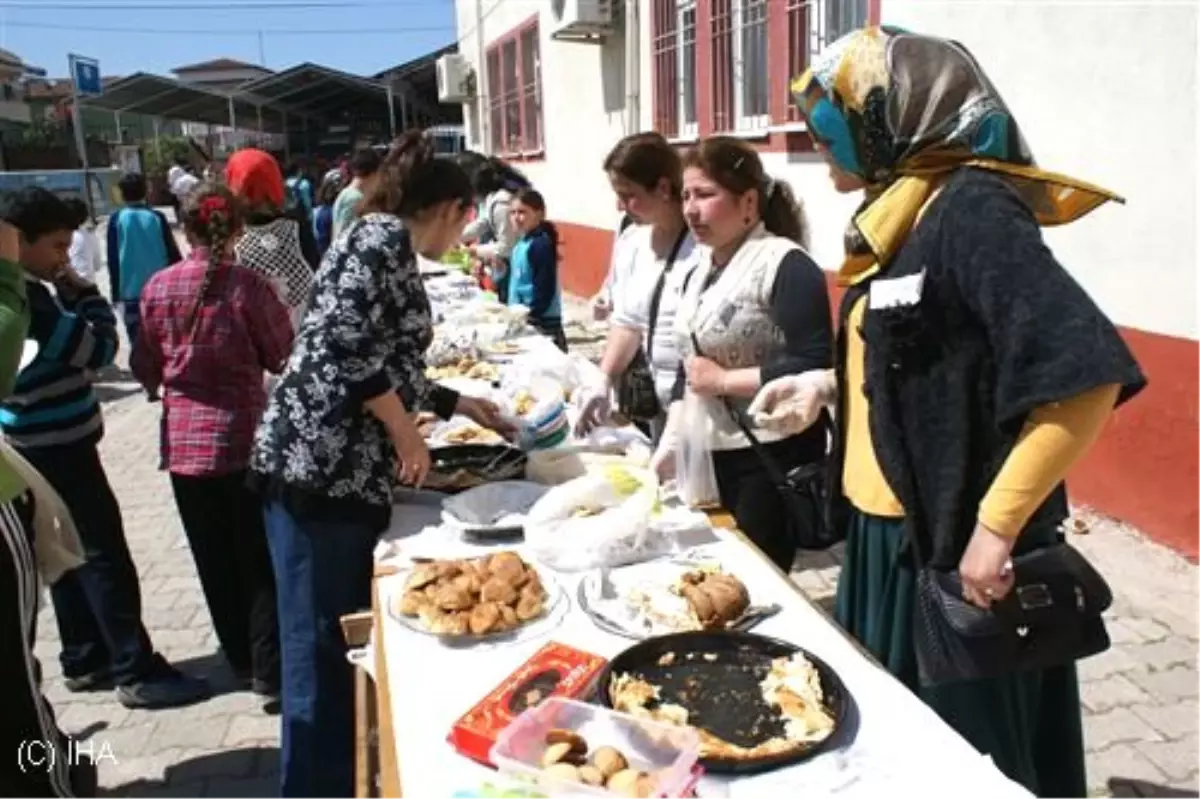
[644,229,689,364]
[689,332,794,489]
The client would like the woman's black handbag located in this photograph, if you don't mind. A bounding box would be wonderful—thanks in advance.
[885,393,1114,685]
[614,231,688,423]
[911,540,1113,685]
[720,397,842,552]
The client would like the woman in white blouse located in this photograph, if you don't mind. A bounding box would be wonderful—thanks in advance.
[576,133,702,442]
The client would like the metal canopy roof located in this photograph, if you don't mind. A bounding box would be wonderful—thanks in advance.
[83,72,288,132]
[235,62,394,120]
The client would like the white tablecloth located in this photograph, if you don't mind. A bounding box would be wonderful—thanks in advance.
[367,505,1033,798]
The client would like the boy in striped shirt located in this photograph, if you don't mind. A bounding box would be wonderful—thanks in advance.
[0,187,208,710]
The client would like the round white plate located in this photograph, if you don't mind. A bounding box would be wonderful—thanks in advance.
[386,563,566,646]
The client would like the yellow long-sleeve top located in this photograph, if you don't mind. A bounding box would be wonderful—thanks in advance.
[842,296,1120,536]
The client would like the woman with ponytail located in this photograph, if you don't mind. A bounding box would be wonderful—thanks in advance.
[648,136,834,572]
[131,185,295,705]
[249,132,515,797]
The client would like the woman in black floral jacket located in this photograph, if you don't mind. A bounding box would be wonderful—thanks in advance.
[249,132,512,798]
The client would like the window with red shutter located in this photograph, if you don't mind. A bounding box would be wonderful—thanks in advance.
[485,17,545,157]
[651,0,699,139]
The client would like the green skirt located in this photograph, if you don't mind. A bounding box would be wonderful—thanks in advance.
[834,511,1087,798]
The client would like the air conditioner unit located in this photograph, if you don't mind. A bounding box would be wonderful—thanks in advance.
[550,0,615,42]
[436,53,475,103]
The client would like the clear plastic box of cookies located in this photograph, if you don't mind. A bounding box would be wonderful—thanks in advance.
[490,697,702,797]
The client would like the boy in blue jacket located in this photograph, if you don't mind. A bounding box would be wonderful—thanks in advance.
[107,172,181,346]
[507,189,567,352]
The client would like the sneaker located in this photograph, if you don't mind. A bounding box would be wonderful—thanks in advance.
[63,669,113,693]
[116,658,211,710]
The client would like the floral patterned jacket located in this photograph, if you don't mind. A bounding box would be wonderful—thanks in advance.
[250,213,458,517]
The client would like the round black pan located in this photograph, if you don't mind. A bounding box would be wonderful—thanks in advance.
[594,630,849,775]
[425,444,527,494]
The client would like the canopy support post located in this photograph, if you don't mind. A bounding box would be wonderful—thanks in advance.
[386,82,397,139]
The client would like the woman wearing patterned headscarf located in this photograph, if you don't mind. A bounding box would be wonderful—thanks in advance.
[749,27,1145,795]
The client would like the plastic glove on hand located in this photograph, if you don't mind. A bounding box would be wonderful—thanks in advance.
[573,378,613,436]
[747,370,836,436]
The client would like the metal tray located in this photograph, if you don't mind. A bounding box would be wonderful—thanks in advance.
[595,631,848,775]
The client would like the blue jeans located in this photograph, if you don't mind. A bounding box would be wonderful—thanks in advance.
[263,501,377,798]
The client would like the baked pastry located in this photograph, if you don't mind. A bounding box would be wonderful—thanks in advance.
[393,551,547,636]
[677,571,750,629]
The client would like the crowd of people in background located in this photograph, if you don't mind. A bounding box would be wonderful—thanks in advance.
[0,24,1148,799]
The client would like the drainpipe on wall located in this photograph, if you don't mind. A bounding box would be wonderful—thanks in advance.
[474,0,490,152]
[624,0,640,134]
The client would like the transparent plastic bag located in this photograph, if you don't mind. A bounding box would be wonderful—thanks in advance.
[674,389,720,507]
[524,466,670,570]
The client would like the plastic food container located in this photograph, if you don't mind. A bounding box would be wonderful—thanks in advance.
[490,698,702,797]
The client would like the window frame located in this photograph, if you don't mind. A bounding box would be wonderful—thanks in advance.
[484,15,545,158]
[650,0,878,150]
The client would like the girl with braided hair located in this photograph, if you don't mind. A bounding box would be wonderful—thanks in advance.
[132,185,295,703]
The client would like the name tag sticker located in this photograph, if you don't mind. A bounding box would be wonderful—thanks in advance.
[869,270,926,310]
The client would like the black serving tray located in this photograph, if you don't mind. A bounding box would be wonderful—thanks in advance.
[594,630,849,775]
[423,444,527,494]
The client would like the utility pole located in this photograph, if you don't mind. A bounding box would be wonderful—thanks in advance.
[257,30,266,66]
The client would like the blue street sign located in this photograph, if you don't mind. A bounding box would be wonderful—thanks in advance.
[68,54,102,97]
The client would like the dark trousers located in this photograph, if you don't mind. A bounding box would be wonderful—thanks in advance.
[171,471,279,687]
[22,441,156,685]
[712,438,816,573]
[263,500,377,798]
[120,302,140,348]
[0,493,97,797]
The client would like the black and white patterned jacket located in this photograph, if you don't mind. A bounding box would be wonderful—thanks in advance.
[250,213,458,525]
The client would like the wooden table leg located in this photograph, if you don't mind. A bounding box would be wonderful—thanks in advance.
[371,576,403,796]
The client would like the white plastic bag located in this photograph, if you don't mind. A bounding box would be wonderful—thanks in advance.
[674,390,720,507]
[524,466,669,570]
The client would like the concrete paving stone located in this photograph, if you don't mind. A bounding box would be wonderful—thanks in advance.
[1128,666,1200,703]
[1138,639,1198,672]
[171,590,207,611]
[144,628,207,652]
[206,774,277,798]
[91,722,159,769]
[145,713,232,751]
[1121,616,1175,644]
[1080,646,1144,683]
[791,569,831,597]
[1132,700,1200,740]
[143,777,211,798]
[167,745,264,782]
[1086,743,1169,795]
[1169,772,1200,793]
[56,701,126,736]
[1085,707,1164,752]
[223,714,281,748]
[1133,736,1199,783]
[94,742,178,789]
[1083,673,1155,713]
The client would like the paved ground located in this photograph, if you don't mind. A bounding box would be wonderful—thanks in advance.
[28,288,1197,797]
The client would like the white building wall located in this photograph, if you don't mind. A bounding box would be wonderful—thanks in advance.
[456,0,638,227]
[880,0,1197,340]
[457,0,1197,339]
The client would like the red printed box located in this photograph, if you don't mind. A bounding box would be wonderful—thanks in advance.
[448,641,608,766]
